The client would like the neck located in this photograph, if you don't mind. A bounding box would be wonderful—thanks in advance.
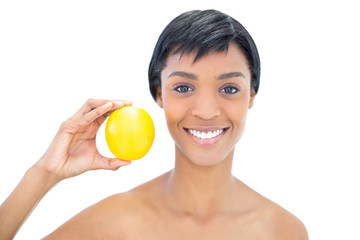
[164,146,236,218]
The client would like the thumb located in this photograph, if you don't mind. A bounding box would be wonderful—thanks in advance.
[93,156,131,171]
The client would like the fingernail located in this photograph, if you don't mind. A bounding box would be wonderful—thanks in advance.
[104,102,113,108]
[121,160,131,165]
[123,100,133,105]
[112,101,124,109]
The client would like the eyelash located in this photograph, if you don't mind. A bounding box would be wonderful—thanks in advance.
[220,85,240,94]
[174,84,194,93]
[173,84,240,94]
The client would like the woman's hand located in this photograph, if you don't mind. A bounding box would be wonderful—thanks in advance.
[36,98,132,181]
[0,99,133,239]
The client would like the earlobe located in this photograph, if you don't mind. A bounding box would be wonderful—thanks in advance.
[248,88,256,109]
[156,88,163,108]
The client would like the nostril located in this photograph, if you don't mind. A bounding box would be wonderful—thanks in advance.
[191,107,220,120]
[191,93,220,120]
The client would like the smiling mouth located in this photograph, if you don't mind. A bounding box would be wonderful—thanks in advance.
[184,128,228,140]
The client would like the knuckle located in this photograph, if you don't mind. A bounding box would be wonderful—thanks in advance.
[94,107,103,116]
[59,119,78,133]
[87,98,95,103]
[59,120,71,131]
[85,98,97,109]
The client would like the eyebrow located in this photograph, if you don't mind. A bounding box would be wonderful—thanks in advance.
[167,71,246,81]
[216,72,246,80]
[167,71,197,80]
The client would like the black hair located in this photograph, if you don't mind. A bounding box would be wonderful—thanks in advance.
[148,9,260,100]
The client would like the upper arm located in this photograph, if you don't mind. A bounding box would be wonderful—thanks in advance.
[269,208,309,240]
[42,192,140,240]
[42,194,125,239]
[278,217,308,240]
[42,203,104,239]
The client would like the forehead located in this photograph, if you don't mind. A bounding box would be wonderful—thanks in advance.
[162,43,251,80]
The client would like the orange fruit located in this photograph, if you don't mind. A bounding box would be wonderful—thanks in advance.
[105,106,155,161]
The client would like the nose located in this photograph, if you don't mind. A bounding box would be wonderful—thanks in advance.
[191,90,220,120]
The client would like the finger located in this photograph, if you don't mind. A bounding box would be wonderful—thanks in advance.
[71,99,133,120]
[93,157,131,171]
[60,102,113,135]
[121,100,133,106]
[101,100,133,119]
[69,98,109,119]
[88,99,133,113]
[81,101,114,125]
[91,100,132,125]
[110,100,133,110]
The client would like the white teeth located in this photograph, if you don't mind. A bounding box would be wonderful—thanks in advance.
[201,132,206,139]
[187,128,224,139]
[196,131,201,138]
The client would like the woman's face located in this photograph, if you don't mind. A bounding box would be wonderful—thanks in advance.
[157,43,255,166]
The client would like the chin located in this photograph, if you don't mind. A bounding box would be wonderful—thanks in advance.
[175,144,234,168]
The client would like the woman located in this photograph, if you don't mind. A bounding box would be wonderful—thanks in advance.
[0,10,308,239]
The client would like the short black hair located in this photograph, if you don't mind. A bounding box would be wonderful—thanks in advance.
[148,9,261,101]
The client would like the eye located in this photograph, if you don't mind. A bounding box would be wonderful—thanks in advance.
[220,85,240,94]
[174,85,194,93]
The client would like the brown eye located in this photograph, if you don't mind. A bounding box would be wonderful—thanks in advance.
[174,85,194,93]
[220,86,240,94]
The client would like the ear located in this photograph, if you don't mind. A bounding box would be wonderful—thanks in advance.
[248,88,256,109]
[156,87,163,108]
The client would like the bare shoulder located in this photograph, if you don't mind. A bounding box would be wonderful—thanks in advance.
[261,201,308,240]
[235,180,308,240]
[248,191,308,240]
[41,192,139,239]
[42,175,164,239]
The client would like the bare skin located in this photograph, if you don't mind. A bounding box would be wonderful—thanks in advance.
[0,99,132,240]
[0,44,308,240]
[44,170,307,240]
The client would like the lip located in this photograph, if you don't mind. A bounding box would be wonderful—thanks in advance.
[183,127,228,146]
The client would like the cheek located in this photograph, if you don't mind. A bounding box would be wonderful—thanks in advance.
[162,91,185,135]
[225,94,250,131]
[164,106,178,127]
[163,106,186,145]
[232,107,248,131]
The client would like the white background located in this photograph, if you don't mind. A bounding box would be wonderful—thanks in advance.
[0,0,359,239]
